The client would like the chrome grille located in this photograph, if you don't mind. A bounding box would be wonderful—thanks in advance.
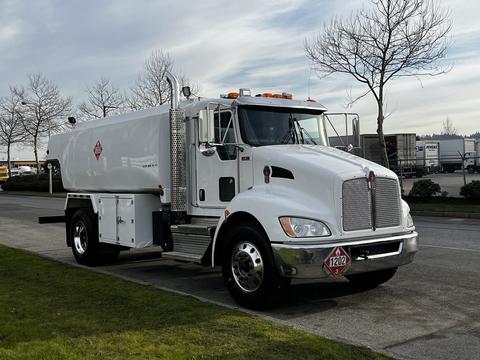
[343,178,372,231]
[343,177,401,231]
[375,178,401,228]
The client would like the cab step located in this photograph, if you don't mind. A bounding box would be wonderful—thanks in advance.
[162,251,203,263]
[169,224,214,261]
[171,224,215,237]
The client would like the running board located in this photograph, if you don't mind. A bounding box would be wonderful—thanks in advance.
[162,252,203,264]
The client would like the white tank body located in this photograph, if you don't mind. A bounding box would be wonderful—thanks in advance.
[48,105,171,193]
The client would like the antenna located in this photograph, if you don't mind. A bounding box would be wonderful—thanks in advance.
[307,63,313,100]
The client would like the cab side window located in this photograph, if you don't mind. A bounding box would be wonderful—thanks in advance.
[214,111,237,160]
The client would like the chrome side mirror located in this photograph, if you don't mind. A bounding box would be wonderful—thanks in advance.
[198,109,215,143]
[352,117,360,148]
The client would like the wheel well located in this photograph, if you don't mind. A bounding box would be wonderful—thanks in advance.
[213,211,269,266]
[65,199,96,247]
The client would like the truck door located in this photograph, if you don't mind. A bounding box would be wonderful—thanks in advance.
[195,110,238,209]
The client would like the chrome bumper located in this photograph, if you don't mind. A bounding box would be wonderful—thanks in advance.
[271,232,418,279]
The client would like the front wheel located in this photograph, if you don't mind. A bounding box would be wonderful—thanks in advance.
[221,224,287,309]
[346,267,398,289]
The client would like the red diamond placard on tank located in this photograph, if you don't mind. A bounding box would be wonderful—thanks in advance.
[93,140,103,160]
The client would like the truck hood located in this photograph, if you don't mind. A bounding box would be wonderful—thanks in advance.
[249,145,401,236]
[251,145,396,183]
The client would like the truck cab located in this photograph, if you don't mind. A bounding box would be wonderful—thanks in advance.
[47,73,418,309]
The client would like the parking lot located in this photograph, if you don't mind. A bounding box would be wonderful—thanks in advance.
[0,194,479,360]
[402,171,480,197]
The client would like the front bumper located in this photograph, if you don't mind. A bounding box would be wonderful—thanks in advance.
[272,231,418,279]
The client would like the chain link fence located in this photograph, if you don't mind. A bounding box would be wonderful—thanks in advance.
[385,155,480,198]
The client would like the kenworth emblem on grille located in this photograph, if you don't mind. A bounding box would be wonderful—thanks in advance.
[368,170,376,230]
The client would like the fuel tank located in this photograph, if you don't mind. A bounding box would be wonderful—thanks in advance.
[48,105,171,193]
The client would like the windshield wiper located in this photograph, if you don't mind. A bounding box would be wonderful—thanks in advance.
[280,116,298,144]
[293,118,317,145]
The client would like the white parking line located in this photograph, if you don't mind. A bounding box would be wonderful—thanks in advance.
[421,244,480,253]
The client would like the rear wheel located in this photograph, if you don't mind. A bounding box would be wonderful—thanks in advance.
[70,209,119,266]
[221,224,287,309]
[346,267,398,289]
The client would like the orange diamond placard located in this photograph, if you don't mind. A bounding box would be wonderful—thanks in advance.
[93,140,103,160]
[323,246,351,277]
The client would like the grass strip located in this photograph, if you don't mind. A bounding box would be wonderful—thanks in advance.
[0,245,389,360]
[406,198,480,214]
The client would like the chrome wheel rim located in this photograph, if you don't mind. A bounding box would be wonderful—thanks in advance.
[231,241,264,293]
[73,221,88,255]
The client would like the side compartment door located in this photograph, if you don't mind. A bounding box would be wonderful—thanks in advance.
[98,195,117,244]
[98,195,134,247]
[195,110,238,209]
[117,197,135,247]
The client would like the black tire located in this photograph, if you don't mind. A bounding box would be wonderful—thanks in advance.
[70,209,120,266]
[346,267,398,289]
[221,224,287,310]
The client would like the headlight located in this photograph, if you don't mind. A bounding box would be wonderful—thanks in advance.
[407,213,414,228]
[279,217,331,238]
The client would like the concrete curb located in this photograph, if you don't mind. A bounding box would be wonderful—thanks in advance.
[411,211,480,219]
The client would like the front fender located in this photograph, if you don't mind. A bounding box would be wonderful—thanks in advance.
[211,184,337,266]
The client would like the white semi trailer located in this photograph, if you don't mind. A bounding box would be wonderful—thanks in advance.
[416,140,440,174]
[439,138,477,173]
[46,73,418,309]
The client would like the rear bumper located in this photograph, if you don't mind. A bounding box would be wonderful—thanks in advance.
[272,231,418,279]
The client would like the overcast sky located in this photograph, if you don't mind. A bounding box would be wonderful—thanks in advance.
[1,0,478,160]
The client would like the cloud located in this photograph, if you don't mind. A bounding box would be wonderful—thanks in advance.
[0,0,478,160]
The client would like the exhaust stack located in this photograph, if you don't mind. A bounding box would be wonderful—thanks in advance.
[166,71,187,224]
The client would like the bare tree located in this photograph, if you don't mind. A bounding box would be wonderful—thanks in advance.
[79,77,125,119]
[127,49,200,110]
[15,73,72,173]
[128,50,173,110]
[306,0,451,167]
[441,117,457,136]
[0,87,26,176]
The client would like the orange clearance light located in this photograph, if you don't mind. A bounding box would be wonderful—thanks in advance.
[272,94,283,98]
[306,97,317,102]
[228,92,239,99]
[282,93,293,100]
[263,93,273,98]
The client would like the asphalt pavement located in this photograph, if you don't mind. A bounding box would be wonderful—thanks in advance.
[0,194,479,360]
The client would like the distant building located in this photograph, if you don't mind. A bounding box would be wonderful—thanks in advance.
[0,160,46,168]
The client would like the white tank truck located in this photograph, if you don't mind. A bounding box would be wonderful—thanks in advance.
[45,72,418,309]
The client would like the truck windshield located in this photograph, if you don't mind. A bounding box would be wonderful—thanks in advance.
[238,106,328,146]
